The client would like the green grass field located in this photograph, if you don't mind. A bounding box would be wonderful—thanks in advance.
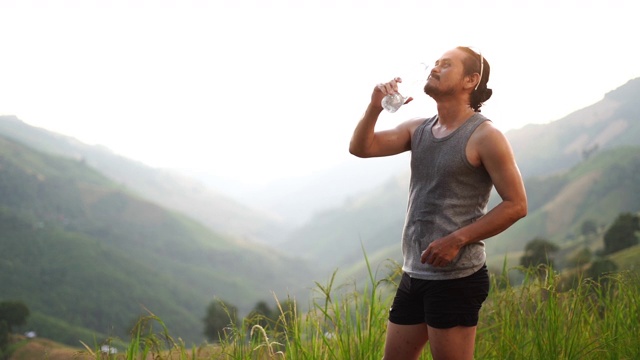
[8,260,640,360]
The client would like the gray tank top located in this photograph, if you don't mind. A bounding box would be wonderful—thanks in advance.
[401,113,492,280]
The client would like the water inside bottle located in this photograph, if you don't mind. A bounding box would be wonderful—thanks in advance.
[382,93,405,113]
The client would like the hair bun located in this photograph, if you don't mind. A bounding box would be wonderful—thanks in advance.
[484,88,493,102]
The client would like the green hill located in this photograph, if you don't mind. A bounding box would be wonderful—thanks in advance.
[507,77,640,179]
[608,244,640,271]
[0,135,314,346]
[6,334,86,360]
[489,146,640,257]
[0,115,289,245]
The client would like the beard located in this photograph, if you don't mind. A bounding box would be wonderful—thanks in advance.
[424,80,456,99]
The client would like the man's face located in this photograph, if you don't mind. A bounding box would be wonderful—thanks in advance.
[424,48,468,99]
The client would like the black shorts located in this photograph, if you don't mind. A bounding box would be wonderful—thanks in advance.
[388,265,489,329]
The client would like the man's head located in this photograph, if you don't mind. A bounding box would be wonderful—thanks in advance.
[424,47,492,112]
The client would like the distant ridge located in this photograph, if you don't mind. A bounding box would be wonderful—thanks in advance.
[506,77,640,178]
[605,77,640,101]
[0,115,290,244]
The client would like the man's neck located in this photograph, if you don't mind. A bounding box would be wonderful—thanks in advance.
[435,100,476,129]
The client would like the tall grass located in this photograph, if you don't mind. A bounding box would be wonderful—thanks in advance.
[477,265,640,359]
[81,263,640,360]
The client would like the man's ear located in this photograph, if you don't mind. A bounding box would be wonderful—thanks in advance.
[471,73,481,89]
[464,73,480,90]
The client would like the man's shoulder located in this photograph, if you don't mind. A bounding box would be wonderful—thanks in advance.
[403,116,431,133]
[472,116,501,136]
[471,118,513,156]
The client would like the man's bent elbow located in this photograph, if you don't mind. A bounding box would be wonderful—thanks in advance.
[513,200,528,221]
[503,198,527,225]
[349,143,372,158]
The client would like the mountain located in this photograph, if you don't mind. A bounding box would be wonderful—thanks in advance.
[0,115,289,245]
[279,77,640,281]
[277,174,407,274]
[192,152,410,226]
[488,145,640,259]
[508,77,640,179]
[0,135,315,345]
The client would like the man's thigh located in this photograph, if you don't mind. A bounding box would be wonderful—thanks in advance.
[428,325,477,360]
[383,322,429,360]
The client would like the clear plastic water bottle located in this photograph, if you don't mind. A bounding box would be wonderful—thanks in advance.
[381,63,429,113]
[381,93,409,113]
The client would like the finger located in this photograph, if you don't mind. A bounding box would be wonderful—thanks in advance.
[427,253,438,266]
[376,82,390,95]
[431,256,446,267]
[421,249,429,264]
[383,80,397,94]
[390,78,401,93]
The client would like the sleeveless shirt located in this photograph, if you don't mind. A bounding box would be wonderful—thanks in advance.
[401,113,493,280]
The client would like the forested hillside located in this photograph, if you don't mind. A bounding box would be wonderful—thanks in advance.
[489,146,640,258]
[0,115,289,245]
[0,135,314,345]
[508,77,640,178]
[281,175,409,274]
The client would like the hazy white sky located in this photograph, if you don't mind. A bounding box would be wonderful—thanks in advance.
[1,0,639,185]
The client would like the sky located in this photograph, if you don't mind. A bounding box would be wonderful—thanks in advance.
[1,0,639,187]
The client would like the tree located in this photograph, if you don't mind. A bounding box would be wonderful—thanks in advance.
[0,301,30,332]
[520,237,560,269]
[272,299,297,337]
[245,301,276,329]
[568,247,592,268]
[203,299,238,342]
[603,212,640,255]
[587,259,618,281]
[580,219,599,237]
[0,321,8,350]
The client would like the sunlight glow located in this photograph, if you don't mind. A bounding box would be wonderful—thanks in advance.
[1,0,639,185]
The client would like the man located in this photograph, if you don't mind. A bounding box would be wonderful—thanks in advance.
[349,47,528,360]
